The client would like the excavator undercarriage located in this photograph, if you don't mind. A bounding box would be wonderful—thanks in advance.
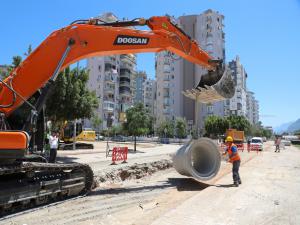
[0,161,93,216]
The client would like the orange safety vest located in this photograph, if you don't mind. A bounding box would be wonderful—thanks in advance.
[227,144,241,162]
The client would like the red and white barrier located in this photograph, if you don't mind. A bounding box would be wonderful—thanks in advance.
[111,147,128,164]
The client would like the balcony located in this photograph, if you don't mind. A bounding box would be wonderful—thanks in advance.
[104,73,116,83]
[103,101,115,112]
[104,62,117,72]
[207,32,213,38]
[163,59,171,65]
[119,86,131,96]
[104,86,115,93]
[163,76,170,81]
[163,98,171,106]
[163,82,171,89]
[163,108,171,115]
[121,54,136,65]
[120,69,131,79]
[120,77,130,87]
[120,81,130,87]
[163,92,170,98]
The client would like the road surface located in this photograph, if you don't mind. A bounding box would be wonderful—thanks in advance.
[1,141,299,225]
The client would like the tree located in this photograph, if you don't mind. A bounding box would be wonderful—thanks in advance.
[294,130,300,135]
[91,114,102,133]
[204,115,229,138]
[12,56,22,68]
[123,103,150,152]
[175,117,187,138]
[147,115,155,135]
[157,120,175,138]
[46,67,98,129]
[227,115,251,134]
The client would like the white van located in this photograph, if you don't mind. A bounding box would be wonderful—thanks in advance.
[251,137,263,151]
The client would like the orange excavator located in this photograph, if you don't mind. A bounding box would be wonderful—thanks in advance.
[0,16,234,214]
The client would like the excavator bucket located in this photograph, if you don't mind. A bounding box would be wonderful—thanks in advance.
[182,66,235,103]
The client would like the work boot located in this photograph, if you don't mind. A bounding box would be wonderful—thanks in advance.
[234,182,239,187]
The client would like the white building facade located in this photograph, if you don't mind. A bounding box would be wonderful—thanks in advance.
[85,13,137,130]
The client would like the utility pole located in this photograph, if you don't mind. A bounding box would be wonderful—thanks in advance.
[73,61,80,151]
[73,120,77,150]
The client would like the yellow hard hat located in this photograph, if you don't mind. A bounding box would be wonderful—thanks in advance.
[226,136,233,142]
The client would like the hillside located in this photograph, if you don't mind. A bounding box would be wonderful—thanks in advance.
[287,118,300,133]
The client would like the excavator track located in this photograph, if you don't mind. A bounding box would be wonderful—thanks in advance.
[0,162,94,217]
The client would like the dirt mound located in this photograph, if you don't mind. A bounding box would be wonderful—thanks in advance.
[94,159,172,185]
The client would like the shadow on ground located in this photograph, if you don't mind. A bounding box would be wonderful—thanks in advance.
[56,156,80,163]
[91,178,210,196]
[167,178,210,191]
[214,184,236,188]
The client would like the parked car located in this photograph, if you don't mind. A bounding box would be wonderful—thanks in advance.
[251,137,263,151]
[96,135,104,141]
[111,135,126,142]
[281,139,291,146]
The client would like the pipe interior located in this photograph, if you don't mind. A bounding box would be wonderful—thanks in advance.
[191,144,217,177]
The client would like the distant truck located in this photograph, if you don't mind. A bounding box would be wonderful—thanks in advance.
[226,129,245,143]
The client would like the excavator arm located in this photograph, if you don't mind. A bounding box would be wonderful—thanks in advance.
[0,16,234,156]
[0,16,220,116]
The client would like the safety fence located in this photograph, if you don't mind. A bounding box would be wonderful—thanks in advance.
[219,143,261,153]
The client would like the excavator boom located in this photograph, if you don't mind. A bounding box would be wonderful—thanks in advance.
[0,16,218,116]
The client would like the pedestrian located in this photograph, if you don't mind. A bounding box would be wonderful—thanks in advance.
[275,137,281,153]
[247,139,251,152]
[223,136,241,187]
[49,131,59,163]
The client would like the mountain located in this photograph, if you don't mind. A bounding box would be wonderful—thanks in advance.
[274,121,294,134]
[287,119,300,133]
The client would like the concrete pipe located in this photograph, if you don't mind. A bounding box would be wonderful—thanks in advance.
[173,138,221,181]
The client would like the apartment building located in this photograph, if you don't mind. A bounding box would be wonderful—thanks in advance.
[225,56,248,117]
[155,50,183,124]
[120,54,136,113]
[246,91,260,125]
[155,10,226,132]
[134,71,147,104]
[143,79,156,117]
[85,12,137,130]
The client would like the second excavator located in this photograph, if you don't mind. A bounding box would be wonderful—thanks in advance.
[0,16,235,215]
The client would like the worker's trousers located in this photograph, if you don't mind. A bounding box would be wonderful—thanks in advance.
[232,160,241,183]
[49,148,57,163]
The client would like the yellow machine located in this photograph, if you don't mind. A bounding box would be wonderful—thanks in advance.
[62,121,96,143]
[226,129,245,143]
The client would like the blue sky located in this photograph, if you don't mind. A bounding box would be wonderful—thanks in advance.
[0,0,299,127]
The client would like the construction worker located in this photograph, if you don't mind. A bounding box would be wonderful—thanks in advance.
[223,136,241,187]
[275,137,281,153]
